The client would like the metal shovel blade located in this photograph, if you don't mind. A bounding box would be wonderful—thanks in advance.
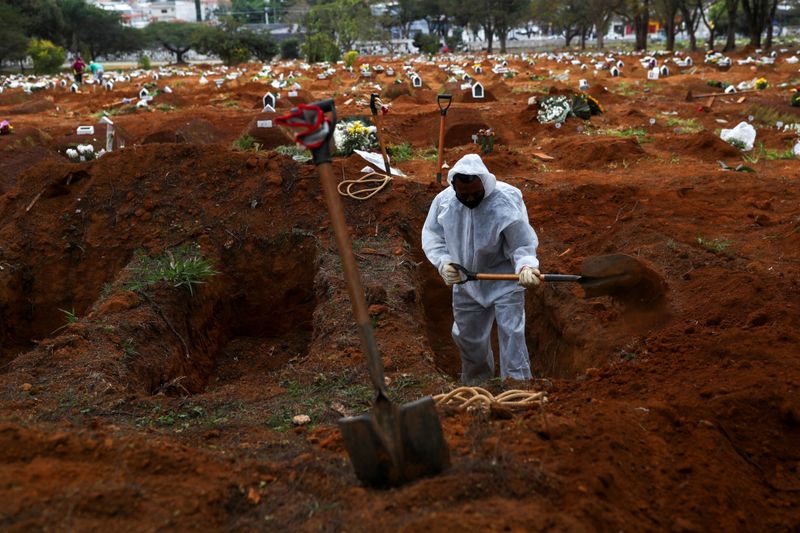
[338,396,450,488]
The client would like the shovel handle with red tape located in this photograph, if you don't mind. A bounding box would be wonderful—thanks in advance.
[276,100,449,488]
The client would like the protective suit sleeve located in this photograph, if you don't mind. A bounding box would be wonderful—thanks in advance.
[421,195,453,271]
[502,219,539,272]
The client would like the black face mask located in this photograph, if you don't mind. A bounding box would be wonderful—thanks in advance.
[456,191,485,209]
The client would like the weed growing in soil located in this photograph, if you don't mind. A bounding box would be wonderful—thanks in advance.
[274,144,312,162]
[125,245,218,295]
[743,142,797,163]
[387,143,413,162]
[592,127,649,142]
[414,146,439,161]
[52,308,78,333]
[611,82,639,96]
[233,134,259,151]
[666,117,703,134]
[745,104,799,126]
[697,236,732,253]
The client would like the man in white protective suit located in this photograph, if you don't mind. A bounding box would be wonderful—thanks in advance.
[422,153,542,384]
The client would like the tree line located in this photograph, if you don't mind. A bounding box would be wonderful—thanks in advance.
[1,0,799,72]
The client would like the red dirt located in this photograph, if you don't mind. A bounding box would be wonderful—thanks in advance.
[1,50,799,531]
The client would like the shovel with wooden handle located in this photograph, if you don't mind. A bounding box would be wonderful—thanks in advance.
[369,93,392,175]
[435,94,452,185]
[451,254,664,300]
[276,100,449,488]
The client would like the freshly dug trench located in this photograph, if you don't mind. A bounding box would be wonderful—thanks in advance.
[115,235,319,395]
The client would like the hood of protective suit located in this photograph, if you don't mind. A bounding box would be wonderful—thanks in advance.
[447,154,496,198]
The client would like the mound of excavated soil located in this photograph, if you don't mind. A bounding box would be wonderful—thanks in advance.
[659,131,742,160]
[546,136,646,168]
[7,98,56,115]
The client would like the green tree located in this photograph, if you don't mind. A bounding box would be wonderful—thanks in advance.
[413,31,440,53]
[59,0,144,59]
[231,0,266,23]
[304,0,377,53]
[27,38,66,73]
[0,4,30,67]
[280,38,301,59]
[301,33,340,62]
[192,18,277,65]
[4,0,65,43]
[145,21,201,63]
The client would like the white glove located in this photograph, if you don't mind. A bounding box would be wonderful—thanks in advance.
[439,263,461,286]
[518,267,541,288]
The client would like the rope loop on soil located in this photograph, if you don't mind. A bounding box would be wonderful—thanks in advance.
[337,171,392,200]
[434,386,546,410]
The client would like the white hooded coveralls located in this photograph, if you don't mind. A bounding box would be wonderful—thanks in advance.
[422,154,539,383]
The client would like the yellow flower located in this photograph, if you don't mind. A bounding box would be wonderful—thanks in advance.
[346,122,367,135]
[755,78,768,90]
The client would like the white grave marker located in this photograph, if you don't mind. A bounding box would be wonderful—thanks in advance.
[257,120,273,128]
[263,92,276,110]
[76,125,94,135]
[471,82,484,99]
[412,75,422,88]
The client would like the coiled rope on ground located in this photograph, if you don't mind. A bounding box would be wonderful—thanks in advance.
[337,171,392,200]
[434,386,547,410]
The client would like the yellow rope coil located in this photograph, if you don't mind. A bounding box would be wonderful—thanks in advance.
[337,171,392,200]
[434,386,547,410]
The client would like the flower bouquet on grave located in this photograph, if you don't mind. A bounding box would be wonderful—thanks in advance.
[66,144,99,162]
[791,90,800,107]
[475,128,495,154]
[537,95,572,124]
[0,120,12,135]
[333,118,379,156]
[755,78,769,90]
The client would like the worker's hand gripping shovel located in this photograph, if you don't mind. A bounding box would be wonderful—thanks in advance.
[435,94,452,185]
[277,100,450,488]
[450,254,663,301]
[369,93,392,175]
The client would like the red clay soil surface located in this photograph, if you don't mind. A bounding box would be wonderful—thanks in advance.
[1,50,799,531]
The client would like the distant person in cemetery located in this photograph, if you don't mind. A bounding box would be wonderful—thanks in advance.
[422,153,542,384]
[89,60,104,82]
[72,55,86,85]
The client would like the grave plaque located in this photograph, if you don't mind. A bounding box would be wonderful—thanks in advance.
[471,82,484,99]
[263,92,277,110]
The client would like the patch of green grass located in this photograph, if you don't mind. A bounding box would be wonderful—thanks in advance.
[221,100,239,108]
[666,117,703,134]
[697,236,731,253]
[232,134,259,151]
[414,146,439,161]
[593,127,650,142]
[52,308,78,333]
[274,144,311,162]
[727,138,748,151]
[387,142,413,162]
[120,338,139,360]
[155,103,175,112]
[511,85,550,94]
[124,245,218,296]
[745,104,799,126]
[610,81,640,96]
[743,142,797,163]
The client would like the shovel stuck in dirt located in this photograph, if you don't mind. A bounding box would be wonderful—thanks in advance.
[435,94,452,185]
[452,254,665,302]
[277,100,450,488]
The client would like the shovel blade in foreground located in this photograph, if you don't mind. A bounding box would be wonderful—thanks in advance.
[338,396,450,488]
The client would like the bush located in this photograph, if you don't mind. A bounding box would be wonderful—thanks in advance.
[138,54,151,69]
[302,33,339,63]
[27,39,65,74]
[413,32,440,55]
[280,38,301,59]
[343,50,358,68]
